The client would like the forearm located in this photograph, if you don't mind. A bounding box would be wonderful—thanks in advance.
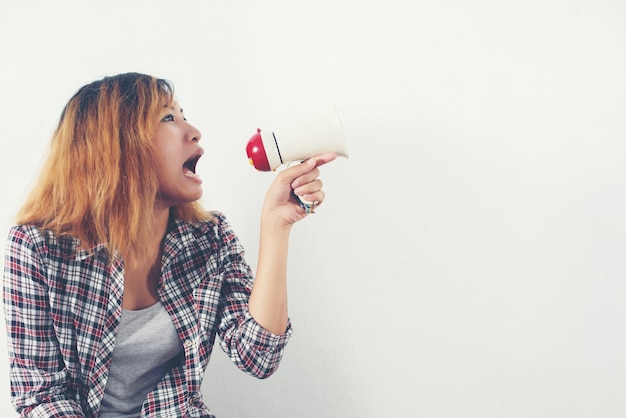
[248,214,292,335]
[248,153,335,334]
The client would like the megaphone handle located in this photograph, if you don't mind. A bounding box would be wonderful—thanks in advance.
[291,190,316,214]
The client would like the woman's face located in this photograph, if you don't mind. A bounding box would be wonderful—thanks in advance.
[152,100,204,208]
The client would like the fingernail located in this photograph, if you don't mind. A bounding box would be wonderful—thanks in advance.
[306,158,316,166]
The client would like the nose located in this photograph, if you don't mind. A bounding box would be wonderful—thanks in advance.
[187,123,202,143]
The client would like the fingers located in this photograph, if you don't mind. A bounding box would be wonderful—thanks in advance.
[292,178,323,200]
[295,190,325,214]
[286,153,337,186]
[279,153,337,183]
[310,152,337,168]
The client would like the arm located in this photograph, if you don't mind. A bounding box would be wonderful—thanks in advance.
[249,153,337,334]
[216,153,335,378]
[215,213,292,379]
[3,226,85,418]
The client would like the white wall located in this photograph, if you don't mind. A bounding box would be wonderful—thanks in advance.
[1,1,625,417]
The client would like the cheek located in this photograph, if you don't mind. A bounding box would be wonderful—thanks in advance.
[153,143,177,170]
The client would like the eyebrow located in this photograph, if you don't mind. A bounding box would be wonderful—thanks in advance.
[161,104,184,114]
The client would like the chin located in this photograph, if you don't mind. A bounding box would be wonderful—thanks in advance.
[177,194,203,206]
[157,190,204,208]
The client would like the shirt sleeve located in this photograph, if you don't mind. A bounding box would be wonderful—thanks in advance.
[3,226,85,418]
[213,213,293,379]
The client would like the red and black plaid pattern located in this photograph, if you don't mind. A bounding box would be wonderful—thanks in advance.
[3,212,292,417]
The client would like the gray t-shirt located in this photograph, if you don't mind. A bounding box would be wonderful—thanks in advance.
[98,302,184,417]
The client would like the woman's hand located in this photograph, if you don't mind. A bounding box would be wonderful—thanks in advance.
[261,152,338,227]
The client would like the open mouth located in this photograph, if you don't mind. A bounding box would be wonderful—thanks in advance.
[183,154,202,179]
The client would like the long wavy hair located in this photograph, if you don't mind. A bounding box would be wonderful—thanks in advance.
[17,72,210,261]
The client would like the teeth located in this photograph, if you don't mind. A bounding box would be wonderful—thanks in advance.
[183,167,200,179]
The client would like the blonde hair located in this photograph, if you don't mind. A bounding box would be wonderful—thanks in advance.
[17,72,211,260]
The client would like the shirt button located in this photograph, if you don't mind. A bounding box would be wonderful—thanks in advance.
[184,339,193,348]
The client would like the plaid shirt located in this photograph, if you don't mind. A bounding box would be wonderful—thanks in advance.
[3,212,292,418]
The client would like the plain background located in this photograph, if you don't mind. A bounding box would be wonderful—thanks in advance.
[1,1,626,417]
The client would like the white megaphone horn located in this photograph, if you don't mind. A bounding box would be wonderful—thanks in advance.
[246,103,349,171]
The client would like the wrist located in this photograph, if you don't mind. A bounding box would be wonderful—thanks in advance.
[261,208,293,230]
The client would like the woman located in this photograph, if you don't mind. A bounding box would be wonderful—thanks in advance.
[3,72,336,417]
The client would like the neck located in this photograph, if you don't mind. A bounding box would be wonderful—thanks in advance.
[152,205,171,244]
[125,207,169,268]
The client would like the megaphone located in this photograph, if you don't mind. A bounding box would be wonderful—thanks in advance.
[246,104,349,171]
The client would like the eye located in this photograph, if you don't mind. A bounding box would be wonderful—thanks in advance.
[161,114,175,122]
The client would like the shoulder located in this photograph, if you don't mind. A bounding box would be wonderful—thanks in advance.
[171,211,245,257]
[177,211,236,238]
[7,224,39,245]
[164,212,245,267]
[6,224,82,261]
[7,224,49,252]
